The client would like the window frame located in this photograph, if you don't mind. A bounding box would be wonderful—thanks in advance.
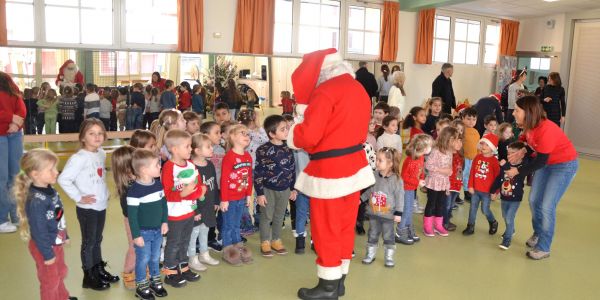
[432,10,502,68]
[345,2,382,59]
[452,18,481,65]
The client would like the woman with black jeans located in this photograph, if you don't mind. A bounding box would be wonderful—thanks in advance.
[539,72,566,127]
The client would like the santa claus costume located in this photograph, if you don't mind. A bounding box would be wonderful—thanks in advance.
[288,49,375,299]
[55,59,85,93]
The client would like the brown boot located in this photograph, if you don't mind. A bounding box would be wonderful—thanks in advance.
[236,242,254,264]
[271,239,288,255]
[261,240,273,257]
[121,272,135,290]
[222,245,242,266]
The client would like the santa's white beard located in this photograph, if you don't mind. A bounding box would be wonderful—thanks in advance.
[62,65,77,84]
[317,61,354,86]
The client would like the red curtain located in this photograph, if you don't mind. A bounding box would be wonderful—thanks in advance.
[232,0,275,55]
[499,19,520,56]
[177,0,204,53]
[414,8,435,64]
[379,1,399,62]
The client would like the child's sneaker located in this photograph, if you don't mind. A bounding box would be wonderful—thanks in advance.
[222,245,243,266]
[163,267,186,288]
[271,239,288,255]
[135,281,155,300]
[526,235,539,248]
[149,276,167,297]
[0,221,17,233]
[489,220,499,235]
[261,241,273,257]
[188,255,207,272]
[499,238,511,250]
[178,263,200,282]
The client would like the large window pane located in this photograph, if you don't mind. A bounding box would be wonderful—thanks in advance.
[274,24,293,53]
[45,7,79,43]
[126,0,177,45]
[81,0,112,9]
[45,0,77,6]
[364,32,380,56]
[320,28,339,50]
[275,0,293,23]
[300,2,320,25]
[433,39,449,62]
[6,3,34,41]
[467,22,480,43]
[453,41,466,64]
[486,24,500,45]
[320,2,340,28]
[365,8,380,32]
[347,30,364,53]
[435,16,450,39]
[81,9,113,44]
[0,47,36,75]
[299,26,319,53]
[348,6,365,30]
[484,44,498,64]
[466,43,479,64]
[455,20,467,41]
[530,57,540,70]
[539,58,551,70]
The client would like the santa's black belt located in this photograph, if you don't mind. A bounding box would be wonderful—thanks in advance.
[309,144,363,161]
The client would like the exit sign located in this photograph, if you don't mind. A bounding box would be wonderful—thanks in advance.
[541,45,554,52]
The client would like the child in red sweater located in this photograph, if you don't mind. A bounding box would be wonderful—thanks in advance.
[396,134,433,245]
[161,129,206,287]
[463,133,500,236]
[280,91,294,115]
[220,124,254,266]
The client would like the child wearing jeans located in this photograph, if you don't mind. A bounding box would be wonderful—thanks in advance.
[161,129,205,287]
[396,134,433,245]
[188,134,221,271]
[254,115,297,257]
[463,133,501,236]
[491,141,528,250]
[423,127,460,237]
[58,119,119,291]
[127,149,169,299]
[220,124,254,266]
[15,149,76,300]
[361,148,404,268]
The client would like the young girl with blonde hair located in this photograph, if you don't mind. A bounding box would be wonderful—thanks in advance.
[15,149,77,300]
[150,109,186,162]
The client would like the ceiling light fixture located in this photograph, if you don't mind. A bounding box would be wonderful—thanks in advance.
[543,0,560,2]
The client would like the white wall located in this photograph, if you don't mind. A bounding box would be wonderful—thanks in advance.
[517,14,566,52]
[203,0,237,54]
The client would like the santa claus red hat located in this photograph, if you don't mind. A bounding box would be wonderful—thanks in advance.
[456,103,469,114]
[55,59,84,86]
[491,93,501,102]
[291,48,339,106]
[480,133,499,153]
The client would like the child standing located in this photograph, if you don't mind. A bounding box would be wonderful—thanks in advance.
[127,149,169,299]
[245,89,258,111]
[161,129,205,287]
[84,84,100,119]
[15,149,76,300]
[423,127,460,237]
[191,85,205,117]
[483,115,498,136]
[280,91,294,115]
[147,88,161,126]
[152,110,187,163]
[491,141,528,250]
[57,119,119,290]
[376,115,402,152]
[178,82,192,112]
[254,115,296,257]
[99,91,112,131]
[361,148,404,267]
[220,125,254,266]
[183,111,201,135]
[37,89,58,134]
[396,134,433,245]
[160,80,177,110]
[189,134,221,270]
[402,106,427,140]
[463,133,501,236]
[213,103,231,125]
[130,83,146,129]
[373,102,390,131]
[496,122,514,162]
[461,107,480,202]
[423,97,443,136]
[444,131,464,231]
[58,86,79,133]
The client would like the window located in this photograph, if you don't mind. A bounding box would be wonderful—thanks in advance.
[433,15,450,63]
[484,24,500,64]
[298,0,340,53]
[347,5,380,56]
[530,57,551,70]
[6,0,34,42]
[125,0,177,45]
[453,18,480,65]
[274,0,293,53]
[44,0,113,44]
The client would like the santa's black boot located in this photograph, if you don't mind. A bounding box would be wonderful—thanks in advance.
[96,261,120,283]
[297,278,340,300]
[338,275,346,296]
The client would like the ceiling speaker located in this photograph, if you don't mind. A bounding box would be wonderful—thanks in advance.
[546,19,556,29]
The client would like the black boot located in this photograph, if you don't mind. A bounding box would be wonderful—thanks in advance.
[149,276,168,298]
[464,191,472,203]
[179,262,200,282]
[295,236,306,254]
[82,267,110,290]
[489,220,499,235]
[135,281,155,300]
[297,278,340,300]
[338,275,346,296]
[462,224,475,236]
[96,261,120,283]
[69,297,78,300]
[164,266,186,288]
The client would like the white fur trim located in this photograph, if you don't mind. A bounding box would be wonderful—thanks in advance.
[295,165,376,199]
[480,138,497,153]
[287,122,301,150]
[341,259,351,275]
[321,52,343,70]
[317,265,343,280]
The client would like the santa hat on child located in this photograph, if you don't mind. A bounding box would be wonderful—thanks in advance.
[480,133,499,153]
[291,48,342,115]
[456,102,469,114]
[491,93,501,102]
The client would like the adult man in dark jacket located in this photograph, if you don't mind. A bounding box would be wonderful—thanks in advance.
[474,94,504,136]
[432,63,456,114]
[355,61,378,100]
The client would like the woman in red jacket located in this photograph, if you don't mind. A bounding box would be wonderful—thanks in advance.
[0,72,27,233]
[507,95,578,260]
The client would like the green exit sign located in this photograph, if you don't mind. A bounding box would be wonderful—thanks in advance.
[541,45,554,52]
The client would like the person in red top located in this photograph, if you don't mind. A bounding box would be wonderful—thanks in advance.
[396,134,433,245]
[280,91,294,115]
[463,133,500,236]
[219,124,254,266]
[178,82,192,111]
[506,95,578,260]
[150,72,167,92]
[0,72,26,233]
[402,106,426,140]
[444,136,464,231]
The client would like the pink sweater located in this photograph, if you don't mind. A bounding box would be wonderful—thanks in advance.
[424,148,452,192]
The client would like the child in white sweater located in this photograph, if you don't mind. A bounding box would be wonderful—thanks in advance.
[376,115,402,153]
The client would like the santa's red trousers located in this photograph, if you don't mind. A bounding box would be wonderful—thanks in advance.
[28,240,70,300]
[310,191,359,280]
